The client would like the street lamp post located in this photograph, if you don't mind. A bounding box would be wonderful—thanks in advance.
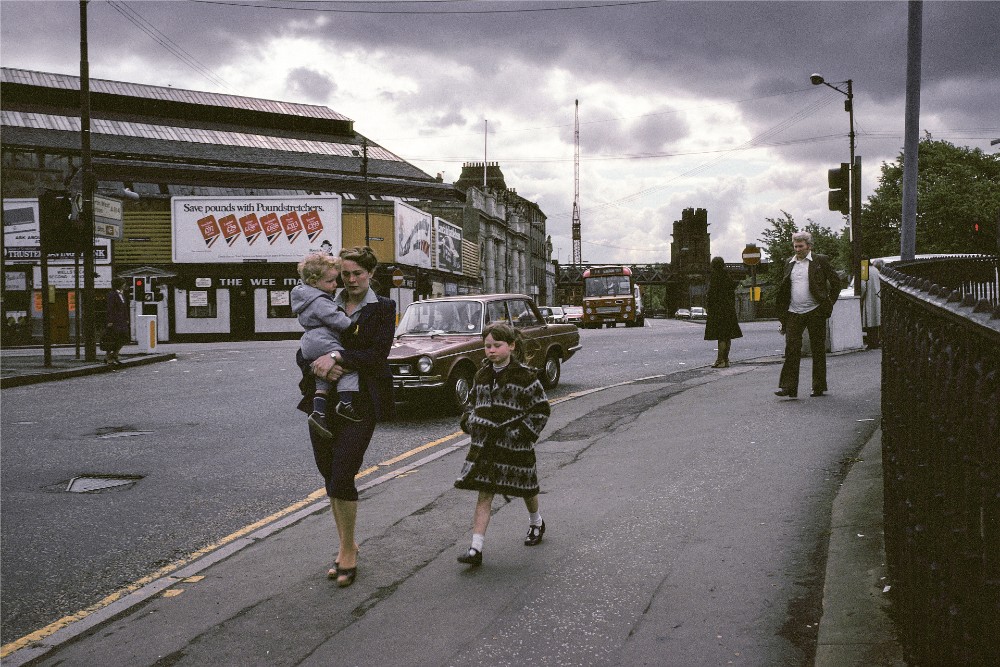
[362,138,370,247]
[811,73,862,296]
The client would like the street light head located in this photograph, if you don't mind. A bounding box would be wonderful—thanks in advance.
[810,73,825,86]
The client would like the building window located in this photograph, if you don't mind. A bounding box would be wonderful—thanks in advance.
[267,289,293,319]
[187,289,217,318]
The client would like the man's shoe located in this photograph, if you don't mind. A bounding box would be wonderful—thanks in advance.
[307,411,334,438]
[810,390,826,397]
[457,548,482,566]
[524,521,545,546]
[774,388,797,398]
[335,401,363,423]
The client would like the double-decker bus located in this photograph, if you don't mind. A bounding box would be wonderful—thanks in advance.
[581,265,644,328]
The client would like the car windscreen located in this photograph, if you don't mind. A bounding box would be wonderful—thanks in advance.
[396,301,483,335]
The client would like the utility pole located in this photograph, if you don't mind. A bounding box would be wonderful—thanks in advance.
[362,137,370,246]
[900,0,923,261]
[80,0,97,360]
[571,100,582,265]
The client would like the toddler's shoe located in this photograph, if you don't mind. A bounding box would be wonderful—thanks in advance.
[335,401,362,423]
[457,548,482,566]
[307,411,333,438]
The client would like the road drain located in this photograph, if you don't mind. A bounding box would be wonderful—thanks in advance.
[66,475,143,493]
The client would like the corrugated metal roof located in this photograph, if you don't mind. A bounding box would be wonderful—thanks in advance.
[2,67,352,122]
[1,110,401,162]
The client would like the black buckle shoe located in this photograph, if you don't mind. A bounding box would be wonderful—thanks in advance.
[524,521,545,546]
[335,401,363,423]
[457,548,482,566]
[308,411,334,437]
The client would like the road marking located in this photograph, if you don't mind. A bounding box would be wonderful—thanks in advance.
[0,369,710,663]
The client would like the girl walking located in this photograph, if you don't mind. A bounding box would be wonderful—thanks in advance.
[454,323,551,566]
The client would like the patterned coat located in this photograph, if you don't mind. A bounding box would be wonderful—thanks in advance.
[454,360,551,498]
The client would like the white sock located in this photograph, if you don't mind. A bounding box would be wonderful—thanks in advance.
[471,533,485,552]
[528,512,543,527]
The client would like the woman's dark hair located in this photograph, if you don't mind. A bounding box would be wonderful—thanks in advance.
[111,277,127,290]
[710,256,726,274]
[482,322,526,363]
[339,246,378,273]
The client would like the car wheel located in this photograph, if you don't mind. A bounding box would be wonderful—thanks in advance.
[540,351,561,389]
[446,365,475,413]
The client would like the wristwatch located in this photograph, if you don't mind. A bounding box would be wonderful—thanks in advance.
[329,352,341,363]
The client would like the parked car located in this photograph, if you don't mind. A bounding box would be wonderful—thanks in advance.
[538,305,568,324]
[674,308,691,319]
[690,307,707,320]
[389,294,583,412]
[564,306,584,324]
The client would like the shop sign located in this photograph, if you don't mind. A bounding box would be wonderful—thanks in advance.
[172,195,342,263]
[32,265,113,289]
[2,198,112,265]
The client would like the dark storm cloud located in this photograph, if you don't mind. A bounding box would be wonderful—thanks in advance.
[285,67,336,104]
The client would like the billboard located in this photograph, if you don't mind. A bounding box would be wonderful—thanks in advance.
[172,195,341,263]
[2,198,112,264]
[435,217,463,274]
[394,202,431,269]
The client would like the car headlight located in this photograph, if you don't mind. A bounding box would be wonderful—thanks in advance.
[417,356,433,374]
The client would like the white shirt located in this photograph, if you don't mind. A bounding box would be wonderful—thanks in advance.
[788,253,818,314]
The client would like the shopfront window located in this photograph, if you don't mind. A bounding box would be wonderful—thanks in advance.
[187,289,217,318]
[267,289,293,318]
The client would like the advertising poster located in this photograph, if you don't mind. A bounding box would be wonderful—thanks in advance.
[172,195,341,263]
[2,198,112,265]
[394,202,431,269]
[435,217,463,274]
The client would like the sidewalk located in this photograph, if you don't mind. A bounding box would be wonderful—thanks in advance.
[1,349,902,666]
[0,344,176,388]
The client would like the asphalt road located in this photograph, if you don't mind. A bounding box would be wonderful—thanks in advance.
[0,318,785,645]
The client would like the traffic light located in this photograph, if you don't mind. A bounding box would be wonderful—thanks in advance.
[39,189,81,254]
[132,277,146,301]
[148,277,164,301]
[827,163,850,215]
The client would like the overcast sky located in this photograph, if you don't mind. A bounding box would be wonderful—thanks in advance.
[2,0,997,264]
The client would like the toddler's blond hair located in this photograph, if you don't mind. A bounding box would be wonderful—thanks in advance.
[298,251,341,286]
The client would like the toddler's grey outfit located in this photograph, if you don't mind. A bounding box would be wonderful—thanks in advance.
[291,284,359,394]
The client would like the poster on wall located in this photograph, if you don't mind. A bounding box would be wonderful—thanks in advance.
[2,198,112,264]
[172,195,341,263]
[394,202,431,269]
[435,217,463,274]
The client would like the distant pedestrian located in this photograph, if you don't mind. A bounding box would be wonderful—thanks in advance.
[704,256,743,368]
[292,252,362,436]
[298,246,395,588]
[102,277,129,365]
[861,258,883,349]
[774,232,842,398]
[454,322,551,566]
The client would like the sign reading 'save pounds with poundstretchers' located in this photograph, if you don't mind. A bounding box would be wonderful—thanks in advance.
[171,195,342,263]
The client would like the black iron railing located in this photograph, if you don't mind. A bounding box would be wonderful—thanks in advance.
[880,256,1000,666]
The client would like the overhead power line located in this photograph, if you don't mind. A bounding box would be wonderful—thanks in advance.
[186,0,661,15]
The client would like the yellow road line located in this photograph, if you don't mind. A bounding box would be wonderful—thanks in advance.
[1,432,465,659]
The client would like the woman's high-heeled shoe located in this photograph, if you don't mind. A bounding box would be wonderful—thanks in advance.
[336,566,357,587]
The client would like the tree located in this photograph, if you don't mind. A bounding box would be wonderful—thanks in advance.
[862,134,1000,257]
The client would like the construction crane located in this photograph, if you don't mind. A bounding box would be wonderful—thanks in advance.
[571,99,582,265]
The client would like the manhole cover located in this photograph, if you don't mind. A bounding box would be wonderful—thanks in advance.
[66,475,143,493]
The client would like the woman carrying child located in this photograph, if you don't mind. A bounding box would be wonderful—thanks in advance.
[454,322,551,566]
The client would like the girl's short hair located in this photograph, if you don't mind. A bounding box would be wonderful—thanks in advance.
[339,245,379,273]
[483,322,527,363]
[298,252,341,285]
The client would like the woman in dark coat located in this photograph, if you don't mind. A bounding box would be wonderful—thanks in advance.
[298,246,395,588]
[704,256,743,368]
[103,277,130,365]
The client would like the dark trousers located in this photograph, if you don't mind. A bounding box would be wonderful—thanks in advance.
[779,309,829,393]
[310,415,376,501]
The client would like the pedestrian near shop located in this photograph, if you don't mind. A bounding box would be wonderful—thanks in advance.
[102,277,130,365]
[298,246,395,588]
[454,322,551,567]
[774,231,842,398]
[704,256,743,368]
